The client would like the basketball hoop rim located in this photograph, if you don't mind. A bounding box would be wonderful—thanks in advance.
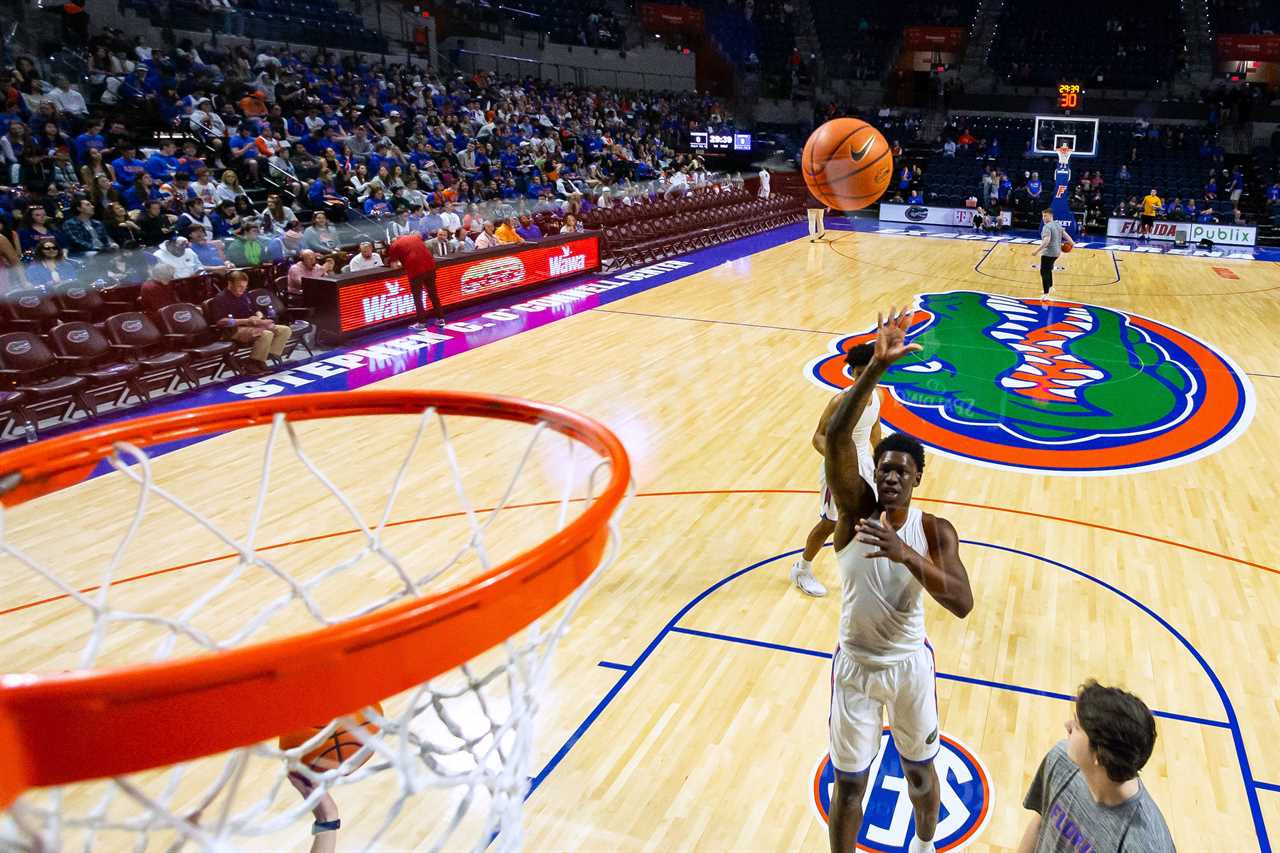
[0,390,631,806]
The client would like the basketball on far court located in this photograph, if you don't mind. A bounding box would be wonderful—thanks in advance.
[278,703,383,772]
[801,118,893,211]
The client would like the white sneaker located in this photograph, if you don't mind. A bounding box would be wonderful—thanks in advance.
[907,838,935,853]
[790,561,827,597]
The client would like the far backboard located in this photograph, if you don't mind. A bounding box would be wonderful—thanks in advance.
[1033,116,1098,158]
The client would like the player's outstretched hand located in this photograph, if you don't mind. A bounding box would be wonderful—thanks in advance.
[872,306,923,366]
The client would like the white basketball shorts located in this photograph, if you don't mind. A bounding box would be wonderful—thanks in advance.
[828,642,940,774]
[818,454,876,522]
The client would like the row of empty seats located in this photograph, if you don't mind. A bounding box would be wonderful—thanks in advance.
[602,195,804,268]
[0,277,314,442]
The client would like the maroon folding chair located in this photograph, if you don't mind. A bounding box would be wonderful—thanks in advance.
[103,312,198,394]
[0,332,97,423]
[49,321,150,409]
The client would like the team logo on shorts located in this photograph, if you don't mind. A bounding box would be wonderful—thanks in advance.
[805,291,1254,475]
[811,730,992,851]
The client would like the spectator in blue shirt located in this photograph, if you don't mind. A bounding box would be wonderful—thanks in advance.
[422,204,444,235]
[1228,167,1244,202]
[186,224,229,267]
[1267,182,1280,206]
[907,189,924,204]
[111,144,147,188]
[17,205,64,251]
[514,213,543,241]
[24,239,79,287]
[210,199,240,239]
[123,174,162,211]
[1196,205,1217,224]
[144,141,181,181]
[120,67,153,105]
[74,119,106,164]
[1204,175,1218,200]
[268,220,305,261]
[362,187,392,217]
[1026,172,1043,200]
[228,132,262,186]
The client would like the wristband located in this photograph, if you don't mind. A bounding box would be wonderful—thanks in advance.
[312,819,340,834]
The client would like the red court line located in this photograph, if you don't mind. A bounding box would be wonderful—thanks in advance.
[2,488,1274,617]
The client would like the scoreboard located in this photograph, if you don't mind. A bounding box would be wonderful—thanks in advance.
[1057,83,1082,111]
[688,128,753,153]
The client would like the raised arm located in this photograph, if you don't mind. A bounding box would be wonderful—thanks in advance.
[825,309,920,539]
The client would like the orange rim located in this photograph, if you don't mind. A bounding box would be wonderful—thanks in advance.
[0,390,631,807]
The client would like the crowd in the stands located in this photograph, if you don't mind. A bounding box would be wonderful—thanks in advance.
[0,26,727,292]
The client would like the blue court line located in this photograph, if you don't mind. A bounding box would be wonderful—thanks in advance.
[966,540,1270,853]
[526,549,799,796]
[670,625,831,659]
[596,661,630,672]
[527,542,1270,851]
[669,626,1230,729]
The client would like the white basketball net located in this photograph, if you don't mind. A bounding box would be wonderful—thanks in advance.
[0,406,628,852]
[1056,145,1072,167]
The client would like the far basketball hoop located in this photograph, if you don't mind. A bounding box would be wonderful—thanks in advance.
[1056,145,1073,168]
[1032,115,1098,159]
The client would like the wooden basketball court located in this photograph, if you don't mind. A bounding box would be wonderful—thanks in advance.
[2,228,1277,851]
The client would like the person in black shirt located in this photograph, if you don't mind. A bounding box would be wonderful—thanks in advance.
[136,200,175,247]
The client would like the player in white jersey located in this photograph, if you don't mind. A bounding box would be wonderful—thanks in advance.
[790,343,881,597]
[823,307,975,853]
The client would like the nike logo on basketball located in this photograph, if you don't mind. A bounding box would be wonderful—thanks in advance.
[849,138,875,161]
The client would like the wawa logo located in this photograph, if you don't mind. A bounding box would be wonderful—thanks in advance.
[810,730,992,851]
[361,278,416,324]
[549,244,587,277]
[805,291,1254,475]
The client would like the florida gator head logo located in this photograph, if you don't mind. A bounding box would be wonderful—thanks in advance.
[806,291,1254,475]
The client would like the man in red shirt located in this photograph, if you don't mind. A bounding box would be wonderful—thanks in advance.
[385,231,444,330]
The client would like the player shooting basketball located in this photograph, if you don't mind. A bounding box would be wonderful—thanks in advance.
[823,307,974,853]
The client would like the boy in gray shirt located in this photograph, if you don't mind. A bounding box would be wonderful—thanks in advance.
[1018,681,1175,852]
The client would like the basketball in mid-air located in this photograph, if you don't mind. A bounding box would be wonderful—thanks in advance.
[802,118,893,211]
[278,703,384,772]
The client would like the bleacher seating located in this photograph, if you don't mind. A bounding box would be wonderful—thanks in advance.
[810,0,976,82]
[1208,0,1280,35]
[591,185,804,269]
[122,0,387,51]
[922,116,1229,220]
[987,1,1186,90]
[445,0,623,48]
[0,181,801,442]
